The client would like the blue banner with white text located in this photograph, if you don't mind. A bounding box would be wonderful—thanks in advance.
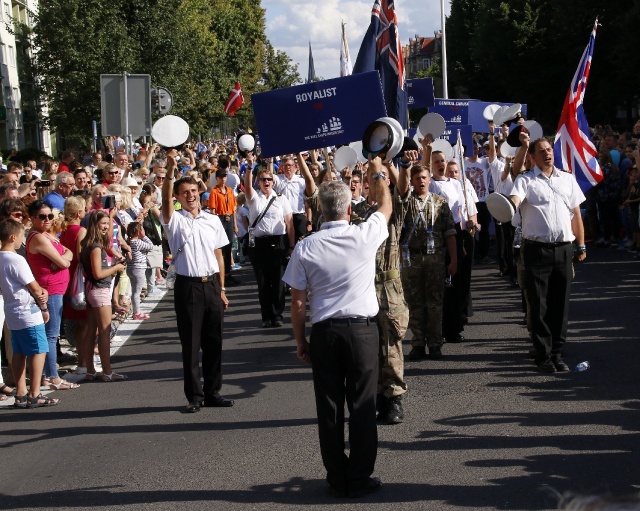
[251,72,387,157]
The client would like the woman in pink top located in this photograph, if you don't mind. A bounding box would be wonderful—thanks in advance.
[26,200,78,390]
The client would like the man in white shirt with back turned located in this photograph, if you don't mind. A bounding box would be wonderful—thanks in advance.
[283,157,391,499]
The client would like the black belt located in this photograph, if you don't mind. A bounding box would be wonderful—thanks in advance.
[218,214,232,221]
[176,273,218,283]
[524,239,571,249]
[315,317,376,326]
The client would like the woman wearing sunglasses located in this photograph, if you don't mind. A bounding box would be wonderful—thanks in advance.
[26,200,79,391]
[243,153,296,328]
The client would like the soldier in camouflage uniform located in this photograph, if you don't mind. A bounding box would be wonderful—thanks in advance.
[396,164,458,361]
[351,159,410,424]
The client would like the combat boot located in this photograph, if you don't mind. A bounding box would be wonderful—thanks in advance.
[386,395,404,424]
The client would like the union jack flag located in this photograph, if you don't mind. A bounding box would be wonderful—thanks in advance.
[353,0,407,129]
[553,20,603,192]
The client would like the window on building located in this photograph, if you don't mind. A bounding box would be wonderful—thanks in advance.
[8,45,15,67]
[3,3,9,21]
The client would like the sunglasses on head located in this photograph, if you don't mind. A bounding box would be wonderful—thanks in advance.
[37,213,55,221]
[259,177,273,182]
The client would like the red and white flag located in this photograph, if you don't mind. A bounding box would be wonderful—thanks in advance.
[224,82,244,116]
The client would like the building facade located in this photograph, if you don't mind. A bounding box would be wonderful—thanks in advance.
[0,0,53,155]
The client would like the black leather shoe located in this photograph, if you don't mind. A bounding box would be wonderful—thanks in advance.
[262,320,272,328]
[272,319,283,327]
[386,396,404,424]
[349,477,382,498]
[536,359,556,373]
[185,402,201,413]
[376,393,388,420]
[447,334,465,343]
[407,346,427,361]
[328,486,348,498]
[553,358,570,372]
[428,346,443,360]
[203,395,235,407]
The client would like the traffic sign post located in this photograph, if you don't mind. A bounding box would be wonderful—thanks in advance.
[100,73,153,153]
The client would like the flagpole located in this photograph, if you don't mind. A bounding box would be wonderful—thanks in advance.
[440,0,448,99]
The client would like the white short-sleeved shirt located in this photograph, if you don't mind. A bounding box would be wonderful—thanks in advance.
[490,158,514,195]
[246,190,292,237]
[464,157,491,202]
[283,212,389,324]
[236,205,249,237]
[0,251,44,330]
[429,178,464,224]
[274,174,306,214]
[160,209,229,277]
[226,172,241,196]
[511,166,586,243]
[458,183,478,227]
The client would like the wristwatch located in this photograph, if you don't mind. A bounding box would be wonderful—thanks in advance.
[373,172,386,181]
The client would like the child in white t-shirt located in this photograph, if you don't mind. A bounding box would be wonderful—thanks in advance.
[0,219,59,408]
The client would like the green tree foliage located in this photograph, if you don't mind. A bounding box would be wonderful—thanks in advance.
[30,0,296,148]
[260,41,301,91]
[446,0,638,131]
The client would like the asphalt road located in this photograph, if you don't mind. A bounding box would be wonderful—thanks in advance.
[1,246,639,511]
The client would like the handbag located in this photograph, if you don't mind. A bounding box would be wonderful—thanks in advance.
[70,264,87,310]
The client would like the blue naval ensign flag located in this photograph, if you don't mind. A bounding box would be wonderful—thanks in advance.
[353,0,408,129]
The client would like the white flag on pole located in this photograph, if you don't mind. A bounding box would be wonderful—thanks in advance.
[340,21,352,77]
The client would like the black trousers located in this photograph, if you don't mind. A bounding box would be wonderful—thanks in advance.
[476,201,491,259]
[248,235,287,322]
[174,275,224,403]
[218,215,234,273]
[292,213,307,242]
[459,229,474,319]
[310,319,379,493]
[443,226,465,339]
[523,241,573,363]
[495,220,515,277]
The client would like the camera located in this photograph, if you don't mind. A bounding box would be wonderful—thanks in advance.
[102,195,116,209]
[35,180,51,188]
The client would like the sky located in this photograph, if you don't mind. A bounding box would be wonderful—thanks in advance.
[262,0,452,82]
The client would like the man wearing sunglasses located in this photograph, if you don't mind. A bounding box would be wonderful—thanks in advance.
[42,172,75,211]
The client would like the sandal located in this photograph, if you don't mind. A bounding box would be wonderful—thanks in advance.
[14,395,28,408]
[48,379,80,390]
[101,372,128,382]
[0,384,17,397]
[27,393,59,408]
[83,372,102,382]
[132,313,150,320]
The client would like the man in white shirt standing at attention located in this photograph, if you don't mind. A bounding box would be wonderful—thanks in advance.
[283,157,391,499]
[160,150,234,413]
[508,137,586,373]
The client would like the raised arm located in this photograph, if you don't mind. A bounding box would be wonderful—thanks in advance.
[297,152,317,197]
[367,156,392,223]
[161,151,177,222]
[512,131,530,181]
[243,152,256,201]
[488,121,497,163]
